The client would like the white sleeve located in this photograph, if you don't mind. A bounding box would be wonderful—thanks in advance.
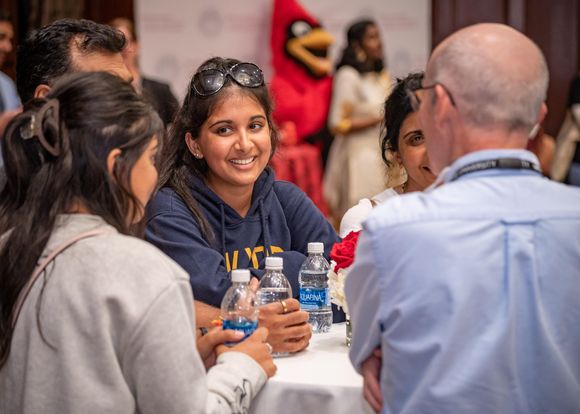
[206,352,267,413]
[339,199,373,237]
[122,279,266,414]
[345,229,383,372]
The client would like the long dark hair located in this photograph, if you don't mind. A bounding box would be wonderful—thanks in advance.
[335,19,384,73]
[0,71,163,366]
[157,57,279,242]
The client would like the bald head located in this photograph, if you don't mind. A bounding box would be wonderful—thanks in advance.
[427,23,548,133]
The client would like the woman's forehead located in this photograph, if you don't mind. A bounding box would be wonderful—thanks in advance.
[207,87,265,119]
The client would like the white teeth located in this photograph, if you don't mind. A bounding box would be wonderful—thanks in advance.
[230,157,255,165]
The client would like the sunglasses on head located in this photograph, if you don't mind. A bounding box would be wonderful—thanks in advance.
[192,62,265,97]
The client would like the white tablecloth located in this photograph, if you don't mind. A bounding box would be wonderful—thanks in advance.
[250,323,373,414]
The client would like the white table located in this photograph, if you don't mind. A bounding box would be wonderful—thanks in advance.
[250,323,373,414]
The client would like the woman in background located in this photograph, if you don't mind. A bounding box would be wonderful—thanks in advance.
[0,71,274,414]
[340,72,436,237]
[551,72,580,184]
[340,73,435,413]
[324,19,393,222]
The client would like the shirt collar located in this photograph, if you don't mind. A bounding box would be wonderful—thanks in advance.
[441,149,540,184]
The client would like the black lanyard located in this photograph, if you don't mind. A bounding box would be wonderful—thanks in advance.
[450,158,542,182]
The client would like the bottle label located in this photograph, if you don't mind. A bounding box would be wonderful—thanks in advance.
[299,287,330,310]
[222,320,258,344]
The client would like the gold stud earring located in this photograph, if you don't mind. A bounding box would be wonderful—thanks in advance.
[356,48,367,63]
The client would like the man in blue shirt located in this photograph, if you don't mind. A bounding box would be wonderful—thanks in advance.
[346,23,580,413]
[0,11,21,170]
[0,11,20,112]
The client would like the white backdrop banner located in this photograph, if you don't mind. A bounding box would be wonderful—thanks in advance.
[135,0,430,100]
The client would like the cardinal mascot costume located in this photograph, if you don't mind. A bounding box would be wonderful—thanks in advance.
[269,0,334,215]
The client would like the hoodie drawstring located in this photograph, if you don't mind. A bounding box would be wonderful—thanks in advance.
[259,200,272,257]
[219,204,226,255]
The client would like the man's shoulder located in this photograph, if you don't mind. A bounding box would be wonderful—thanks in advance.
[142,76,170,90]
[0,71,17,92]
[364,176,580,232]
[0,71,20,108]
[0,70,13,83]
[363,191,432,234]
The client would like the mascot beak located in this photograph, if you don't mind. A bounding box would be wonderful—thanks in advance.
[286,27,334,77]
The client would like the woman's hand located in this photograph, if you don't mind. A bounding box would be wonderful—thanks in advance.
[258,298,312,353]
[218,327,277,378]
[197,327,245,370]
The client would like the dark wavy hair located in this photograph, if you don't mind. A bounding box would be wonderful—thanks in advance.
[16,18,125,104]
[156,57,279,242]
[335,19,385,74]
[0,71,163,366]
[381,72,424,167]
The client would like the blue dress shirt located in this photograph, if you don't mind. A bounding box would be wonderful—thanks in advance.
[0,71,21,111]
[346,149,580,413]
[0,71,20,174]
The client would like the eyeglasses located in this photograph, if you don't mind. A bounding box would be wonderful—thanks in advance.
[407,82,457,112]
[192,62,264,97]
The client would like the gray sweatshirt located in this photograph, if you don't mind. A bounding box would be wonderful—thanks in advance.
[0,214,266,414]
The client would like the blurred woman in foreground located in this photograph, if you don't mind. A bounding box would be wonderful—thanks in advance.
[0,71,274,413]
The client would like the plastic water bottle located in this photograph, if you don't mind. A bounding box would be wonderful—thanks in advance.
[258,257,293,304]
[257,257,292,357]
[299,242,332,333]
[221,269,258,344]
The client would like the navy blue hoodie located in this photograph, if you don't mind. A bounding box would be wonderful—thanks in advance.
[145,168,341,312]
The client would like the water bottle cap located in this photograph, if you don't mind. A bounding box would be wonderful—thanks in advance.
[307,242,324,254]
[265,256,283,269]
[231,269,251,282]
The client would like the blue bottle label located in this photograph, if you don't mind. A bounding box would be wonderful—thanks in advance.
[222,319,258,345]
[299,287,330,310]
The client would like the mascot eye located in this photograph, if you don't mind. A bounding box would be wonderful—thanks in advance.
[290,20,312,38]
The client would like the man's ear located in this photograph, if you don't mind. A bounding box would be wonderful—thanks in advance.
[432,84,457,129]
[538,102,548,125]
[106,148,123,177]
[34,84,51,99]
[185,132,203,159]
[528,103,548,139]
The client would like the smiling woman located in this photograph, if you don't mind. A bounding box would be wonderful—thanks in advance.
[185,93,271,216]
[339,72,436,237]
[145,57,341,355]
